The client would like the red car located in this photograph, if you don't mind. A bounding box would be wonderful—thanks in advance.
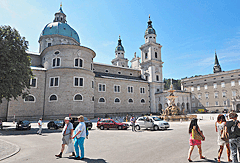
[97,119,129,130]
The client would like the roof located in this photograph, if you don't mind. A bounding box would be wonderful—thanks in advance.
[27,51,40,55]
[94,72,146,82]
[30,66,46,71]
[40,22,80,43]
[93,62,140,71]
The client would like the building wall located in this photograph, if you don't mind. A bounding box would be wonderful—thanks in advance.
[44,68,95,119]
[7,70,46,121]
[94,77,150,116]
[182,69,240,112]
[0,98,8,121]
[29,54,41,66]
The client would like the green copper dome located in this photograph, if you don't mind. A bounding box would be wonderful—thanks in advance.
[40,22,80,43]
[39,6,80,43]
[115,36,124,52]
[145,17,156,36]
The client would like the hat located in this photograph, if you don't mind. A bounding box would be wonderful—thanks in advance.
[64,117,70,121]
[77,115,84,119]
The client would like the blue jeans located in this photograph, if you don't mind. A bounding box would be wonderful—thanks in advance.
[74,137,85,158]
[229,138,240,163]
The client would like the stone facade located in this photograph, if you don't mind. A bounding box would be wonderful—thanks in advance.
[182,65,240,113]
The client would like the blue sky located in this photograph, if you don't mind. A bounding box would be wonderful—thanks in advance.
[1,0,240,79]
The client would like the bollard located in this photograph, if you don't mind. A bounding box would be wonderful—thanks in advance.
[180,119,182,123]
[210,116,211,120]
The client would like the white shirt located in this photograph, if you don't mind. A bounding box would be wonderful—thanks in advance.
[38,120,42,127]
[75,122,86,139]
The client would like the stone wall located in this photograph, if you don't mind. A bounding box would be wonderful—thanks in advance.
[94,77,150,117]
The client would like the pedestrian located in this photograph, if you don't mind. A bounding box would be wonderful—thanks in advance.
[72,115,86,160]
[215,114,231,162]
[188,118,206,162]
[226,112,240,163]
[37,118,42,135]
[55,117,75,158]
[130,115,136,132]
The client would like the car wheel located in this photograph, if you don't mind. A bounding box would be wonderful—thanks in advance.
[118,126,122,130]
[55,126,59,129]
[153,125,159,131]
[100,126,104,130]
[48,126,50,129]
[136,125,140,130]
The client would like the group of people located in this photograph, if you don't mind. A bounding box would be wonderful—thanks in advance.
[188,112,240,163]
[55,115,87,160]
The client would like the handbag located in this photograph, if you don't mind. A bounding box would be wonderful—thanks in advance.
[221,127,229,141]
[192,129,205,141]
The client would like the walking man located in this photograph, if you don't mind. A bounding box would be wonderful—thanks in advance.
[37,118,42,135]
[130,115,136,132]
[72,115,86,160]
[226,112,240,163]
[55,117,75,158]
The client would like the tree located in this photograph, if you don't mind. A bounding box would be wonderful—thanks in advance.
[0,25,32,103]
[164,78,181,90]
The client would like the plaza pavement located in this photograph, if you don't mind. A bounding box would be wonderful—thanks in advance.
[0,113,236,163]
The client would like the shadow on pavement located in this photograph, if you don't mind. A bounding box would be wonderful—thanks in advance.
[0,128,62,136]
[67,157,107,163]
[194,158,228,162]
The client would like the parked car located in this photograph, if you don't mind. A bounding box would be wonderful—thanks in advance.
[16,120,31,130]
[135,116,170,131]
[0,119,2,130]
[68,116,92,129]
[97,119,129,130]
[47,120,64,129]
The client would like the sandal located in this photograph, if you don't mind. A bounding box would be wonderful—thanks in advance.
[200,156,206,159]
[188,158,193,162]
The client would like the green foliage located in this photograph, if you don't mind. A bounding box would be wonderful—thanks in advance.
[0,25,32,103]
[164,78,181,90]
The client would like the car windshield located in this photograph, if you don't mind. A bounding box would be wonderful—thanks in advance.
[84,117,89,121]
[114,120,121,123]
[22,120,29,124]
[152,117,162,121]
[54,121,63,124]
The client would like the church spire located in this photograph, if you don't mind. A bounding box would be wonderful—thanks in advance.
[213,50,222,73]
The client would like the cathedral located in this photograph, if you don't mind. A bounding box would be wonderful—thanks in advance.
[0,6,191,121]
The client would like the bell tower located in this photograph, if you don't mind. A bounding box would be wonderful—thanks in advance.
[111,35,129,67]
[140,15,164,113]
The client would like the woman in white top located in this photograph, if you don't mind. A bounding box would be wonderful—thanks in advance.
[215,114,231,162]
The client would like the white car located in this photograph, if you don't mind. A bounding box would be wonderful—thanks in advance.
[135,116,170,131]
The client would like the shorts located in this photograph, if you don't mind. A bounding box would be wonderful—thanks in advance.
[62,134,70,145]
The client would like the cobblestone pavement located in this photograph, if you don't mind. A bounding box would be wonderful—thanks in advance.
[0,139,20,161]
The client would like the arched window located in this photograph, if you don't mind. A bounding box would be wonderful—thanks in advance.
[53,58,60,67]
[114,98,120,103]
[146,76,148,81]
[74,58,83,67]
[92,96,94,101]
[145,53,148,59]
[155,52,157,58]
[141,99,145,104]
[156,75,159,81]
[74,94,83,101]
[99,97,105,103]
[24,95,35,102]
[49,94,57,102]
[128,98,133,103]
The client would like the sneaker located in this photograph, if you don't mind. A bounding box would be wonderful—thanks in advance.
[69,153,75,157]
[55,154,62,158]
[74,156,80,160]
[80,157,84,160]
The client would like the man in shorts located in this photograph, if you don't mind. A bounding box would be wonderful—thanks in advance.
[37,118,42,135]
[55,117,75,158]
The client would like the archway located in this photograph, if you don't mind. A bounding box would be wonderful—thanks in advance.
[158,103,163,113]
[237,104,240,112]
[182,103,185,112]
[186,103,190,113]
